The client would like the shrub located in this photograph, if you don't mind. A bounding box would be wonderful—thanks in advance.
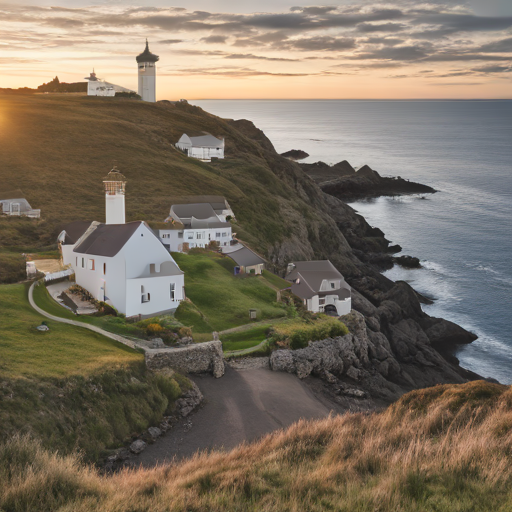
[269,317,349,350]
[178,326,192,338]
[146,323,164,336]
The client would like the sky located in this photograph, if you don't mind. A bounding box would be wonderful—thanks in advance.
[1,0,511,99]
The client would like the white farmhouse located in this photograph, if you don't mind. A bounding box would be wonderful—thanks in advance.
[157,197,233,252]
[85,70,135,97]
[0,189,40,218]
[59,168,184,318]
[285,260,351,316]
[176,134,225,161]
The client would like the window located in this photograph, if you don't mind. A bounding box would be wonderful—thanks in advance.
[88,259,95,270]
[141,285,150,303]
[178,232,183,239]
[170,283,175,300]
[216,232,221,238]
[103,263,106,275]
[81,258,85,268]
[196,232,202,239]
[187,233,193,240]
[330,282,335,289]
[75,257,78,266]
[222,232,227,237]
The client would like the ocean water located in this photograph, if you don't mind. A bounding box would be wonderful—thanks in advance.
[192,100,512,384]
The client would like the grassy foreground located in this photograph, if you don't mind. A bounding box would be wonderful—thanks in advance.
[1,381,511,511]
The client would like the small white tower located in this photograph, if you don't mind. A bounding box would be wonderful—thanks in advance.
[136,39,159,102]
[103,166,126,224]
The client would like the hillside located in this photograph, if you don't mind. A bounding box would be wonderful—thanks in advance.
[2,380,511,511]
[0,93,482,402]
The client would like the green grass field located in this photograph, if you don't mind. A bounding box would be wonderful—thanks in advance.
[0,283,142,378]
[220,325,270,352]
[173,252,287,332]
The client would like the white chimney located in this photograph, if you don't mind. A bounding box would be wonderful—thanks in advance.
[103,167,126,224]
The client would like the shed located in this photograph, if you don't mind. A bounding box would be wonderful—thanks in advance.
[227,246,266,275]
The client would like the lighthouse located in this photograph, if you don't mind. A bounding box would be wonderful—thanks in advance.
[103,166,126,224]
[136,39,159,102]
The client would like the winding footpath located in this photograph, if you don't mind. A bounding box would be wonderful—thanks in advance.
[28,282,140,350]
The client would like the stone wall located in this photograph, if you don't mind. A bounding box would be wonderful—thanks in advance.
[144,340,225,378]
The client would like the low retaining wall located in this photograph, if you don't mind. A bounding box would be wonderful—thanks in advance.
[144,340,225,378]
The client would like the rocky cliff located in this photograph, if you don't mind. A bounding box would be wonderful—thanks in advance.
[229,117,481,393]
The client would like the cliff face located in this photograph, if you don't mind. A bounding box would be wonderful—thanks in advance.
[228,117,480,393]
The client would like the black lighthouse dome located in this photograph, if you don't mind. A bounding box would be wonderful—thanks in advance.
[136,40,159,63]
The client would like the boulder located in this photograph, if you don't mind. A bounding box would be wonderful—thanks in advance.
[147,426,162,440]
[129,439,146,454]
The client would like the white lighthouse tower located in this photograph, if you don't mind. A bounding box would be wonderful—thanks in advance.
[136,39,159,102]
[103,166,126,224]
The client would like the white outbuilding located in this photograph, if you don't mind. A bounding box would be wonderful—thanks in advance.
[0,189,40,218]
[85,70,135,97]
[157,197,234,253]
[175,134,225,161]
[285,260,351,316]
[59,168,185,318]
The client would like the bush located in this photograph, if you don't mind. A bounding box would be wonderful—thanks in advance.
[146,323,164,336]
[270,317,349,350]
[178,326,192,338]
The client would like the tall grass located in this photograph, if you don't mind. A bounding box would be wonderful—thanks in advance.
[2,381,512,511]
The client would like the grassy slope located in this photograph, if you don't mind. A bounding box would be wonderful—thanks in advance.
[2,380,511,511]
[0,94,358,279]
[220,324,270,351]
[0,282,190,462]
[174,252,286,332]
[0,283,141,378]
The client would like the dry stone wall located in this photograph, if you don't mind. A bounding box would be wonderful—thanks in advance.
[145,340,225,378]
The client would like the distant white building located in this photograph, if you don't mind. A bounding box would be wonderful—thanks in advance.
[176,134,225,161]
[59,168,184,318]
[136,40,159,103]
[0,189,40,218]
[157,196,234,252]
[85,70,134,97]
[285,260,351,316]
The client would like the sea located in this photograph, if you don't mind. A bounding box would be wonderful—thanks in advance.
[191,100,512,384]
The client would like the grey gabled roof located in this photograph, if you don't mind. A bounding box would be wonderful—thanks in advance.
[286,260,350,295]
[74,221,142,257]
[171,203,218,220]
[61,220,94,245]
[167,195,228,211]
[189,135,224,147]
[227,246,266,267]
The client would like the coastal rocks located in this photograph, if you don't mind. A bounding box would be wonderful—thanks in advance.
[419,317,478,350]
[175,381,203,417]
[280,149,309,160]
[394,255,421,268]
[147,427,162,440]
[145,340,225,378]
[129,439,146,454]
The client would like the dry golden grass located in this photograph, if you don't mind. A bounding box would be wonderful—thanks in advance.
[2,380,512,511]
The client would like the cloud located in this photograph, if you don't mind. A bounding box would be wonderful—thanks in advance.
[167,66,312,77]
[472,64,512,73]
[352,45,430,61]
[357,22,406,33]
[478,37,512,53]
[281,36,356,51]
[201,35,228,43]
[224,53,299,61]
[291,6,338,15]
[159,39,184,44]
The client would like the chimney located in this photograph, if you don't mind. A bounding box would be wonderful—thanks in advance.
[103,166,126,224]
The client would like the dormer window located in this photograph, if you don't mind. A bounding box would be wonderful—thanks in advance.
[330,282,335,289]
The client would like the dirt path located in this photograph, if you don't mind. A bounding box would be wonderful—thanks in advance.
[137,366,334,467]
